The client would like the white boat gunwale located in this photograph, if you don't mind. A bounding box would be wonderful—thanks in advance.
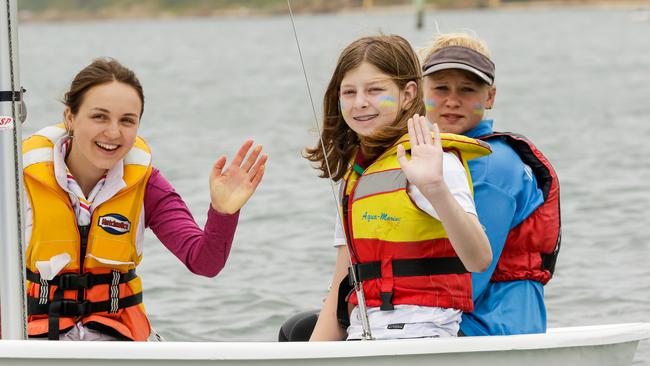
[0,323,648,361]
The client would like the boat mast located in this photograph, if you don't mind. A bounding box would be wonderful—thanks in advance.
[0,0,27,340]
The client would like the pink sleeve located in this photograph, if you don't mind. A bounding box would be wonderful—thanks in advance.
[144,168,239,277]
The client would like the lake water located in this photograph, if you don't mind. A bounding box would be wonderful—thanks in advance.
[16,5,650,364]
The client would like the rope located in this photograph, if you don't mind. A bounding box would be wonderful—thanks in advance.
[5,0,28,338]
[286,0,374,340]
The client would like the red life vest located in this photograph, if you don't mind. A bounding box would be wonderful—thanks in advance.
[478,132,561,284]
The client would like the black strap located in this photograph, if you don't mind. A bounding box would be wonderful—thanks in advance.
[380,292,394,311]
[0,90,22,102]
[541,238,561,274]
[351,257,468,282]
[77,225,90,300]
[336,275,353,328]
[341,195,359,261]
[26,269,137,291]
[47,287,65,340]
[28,292,143,317]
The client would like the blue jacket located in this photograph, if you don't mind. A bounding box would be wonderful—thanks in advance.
[460,120,546,336]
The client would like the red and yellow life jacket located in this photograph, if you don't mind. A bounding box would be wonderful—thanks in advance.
[22,124,153,341]
[478,132,561,285]
[340,133,491,312]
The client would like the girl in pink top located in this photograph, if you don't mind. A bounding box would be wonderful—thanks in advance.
[21,57,267,341]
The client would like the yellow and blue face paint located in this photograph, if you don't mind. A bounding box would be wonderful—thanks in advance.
[425,99,436,113]
[378,95,397,108]
[472,103,485,115]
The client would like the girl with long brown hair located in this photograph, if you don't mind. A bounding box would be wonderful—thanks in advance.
[305,35,491,341]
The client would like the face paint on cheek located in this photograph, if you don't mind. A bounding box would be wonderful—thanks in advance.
[339,99,347,117]
[425,99,436,113]
[472,103,485,115]
[378,95,398,108]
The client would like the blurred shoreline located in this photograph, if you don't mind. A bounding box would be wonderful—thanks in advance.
[17,0,650,22]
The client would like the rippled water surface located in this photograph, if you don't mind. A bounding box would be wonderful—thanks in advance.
[17,5,650,363]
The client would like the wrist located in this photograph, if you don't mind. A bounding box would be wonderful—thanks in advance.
[417,180,448,199]
[210,202,238,215]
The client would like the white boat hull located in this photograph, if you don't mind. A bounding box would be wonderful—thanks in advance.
[1,323,648,366]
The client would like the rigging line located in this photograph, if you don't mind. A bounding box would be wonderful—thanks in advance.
[286,1,338,206]
[4,0,28,338]
[286,0,374,341]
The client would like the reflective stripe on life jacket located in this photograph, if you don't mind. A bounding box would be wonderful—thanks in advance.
[23,124,153,341]
[340,133,491,311]
[478,132,561,284]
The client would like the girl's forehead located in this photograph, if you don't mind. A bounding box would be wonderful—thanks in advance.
[342,62,391,80]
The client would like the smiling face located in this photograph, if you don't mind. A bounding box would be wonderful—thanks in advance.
[423,69,496,135]
[64,81,142,180]
[339,61,414,138]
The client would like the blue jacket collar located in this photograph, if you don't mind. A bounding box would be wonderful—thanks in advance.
[465,120,494,139]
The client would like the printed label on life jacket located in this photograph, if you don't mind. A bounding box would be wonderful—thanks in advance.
[387,323,405,330]
[0,116,14,130]
[361,211,401,223]
[98,213,131,235]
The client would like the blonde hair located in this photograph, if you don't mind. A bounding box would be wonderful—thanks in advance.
[420,32,492,64]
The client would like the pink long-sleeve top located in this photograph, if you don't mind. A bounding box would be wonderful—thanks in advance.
[144,168,239,277]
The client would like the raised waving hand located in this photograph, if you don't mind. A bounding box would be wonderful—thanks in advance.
[396,114,444,194]
[209,140,268,214]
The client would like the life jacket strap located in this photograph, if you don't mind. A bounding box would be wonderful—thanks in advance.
[541,238,561,274]
[38,277,49,305]
[349,257,467,311]
[47,287,65,340]
[34,291,143,340]
[28,292,143,318]
[26,268,137,291]
[379,292,394,311]
[109,270,121,314]
[337,276,353,328]
[351,257,468,282]
[27,269,140,339]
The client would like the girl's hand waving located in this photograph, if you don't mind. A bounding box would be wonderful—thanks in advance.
[209,140,268,214]
[397,114,445,195]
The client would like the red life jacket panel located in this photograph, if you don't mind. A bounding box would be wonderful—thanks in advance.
[478,132,561,284]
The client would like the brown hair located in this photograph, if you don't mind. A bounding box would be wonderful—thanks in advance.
[304,34,425,181]
[64,57,144,117]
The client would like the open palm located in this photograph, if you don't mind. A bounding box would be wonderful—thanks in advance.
[396,114,444,192]
[209,140,267,214]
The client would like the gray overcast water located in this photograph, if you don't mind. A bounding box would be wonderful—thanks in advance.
[17,5,650,364]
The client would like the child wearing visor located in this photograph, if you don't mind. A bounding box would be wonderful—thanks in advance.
[420,33,561,336]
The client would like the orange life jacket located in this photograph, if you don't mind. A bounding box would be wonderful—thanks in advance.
[23,124,152,341]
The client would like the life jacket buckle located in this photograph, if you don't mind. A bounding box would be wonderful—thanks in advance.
[58,273,90,290]
[348,265,362,286]
[58,299,90,317]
